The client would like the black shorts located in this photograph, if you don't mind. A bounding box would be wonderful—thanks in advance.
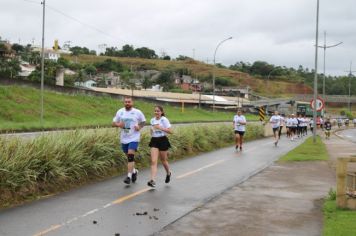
[234,130,245,136]
[272,127,279,133]
[149,136,171,151]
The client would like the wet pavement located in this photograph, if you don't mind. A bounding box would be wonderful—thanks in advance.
[158,162,335,236]
[0,135,304,236]
[158,129,356,236]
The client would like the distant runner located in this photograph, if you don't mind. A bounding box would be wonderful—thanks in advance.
[147,106,172,188]
[353,118,356,127]
[324,118,332,139]
[269,111,281,146]
[278,114,285,139]
[112,96,146,185]
[233,109,247,151]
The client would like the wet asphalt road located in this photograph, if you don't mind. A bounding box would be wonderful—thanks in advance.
[337,128,356,143]
[0,136,306,236]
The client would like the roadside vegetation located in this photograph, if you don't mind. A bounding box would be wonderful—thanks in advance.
[0,85,259,132]
[278,136,329,162]
[323,190,356,236]
[0,123,264,208]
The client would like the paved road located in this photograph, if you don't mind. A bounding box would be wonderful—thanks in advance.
[0,136,306,236]
[336,128,356,143]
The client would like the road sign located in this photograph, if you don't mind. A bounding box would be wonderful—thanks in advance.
[310,97,325,112]
[258,107,265,121]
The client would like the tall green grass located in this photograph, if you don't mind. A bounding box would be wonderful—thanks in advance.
[0,123,264,208]
[0,85,258,132]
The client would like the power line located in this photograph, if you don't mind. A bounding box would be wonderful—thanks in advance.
[21,0,125,44]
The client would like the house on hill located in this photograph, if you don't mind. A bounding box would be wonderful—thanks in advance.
[174,75,202,92]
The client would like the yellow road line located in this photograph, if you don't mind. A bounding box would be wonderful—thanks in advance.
[112,187,151,204]
[33,224,62,236]
[32,159,227,236]
[176,159,226,179]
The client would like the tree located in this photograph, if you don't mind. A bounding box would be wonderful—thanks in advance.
[135,47,157,59]
[142,75,152,90]
[11,43,24,53]
[176,55,191,61]
[118,44,138,57]
[84,64,97,77]
[94,59,123,72]
[250,61,273,76]
[155,70,174,91]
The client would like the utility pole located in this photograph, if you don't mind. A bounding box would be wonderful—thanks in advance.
[346,61,356,112]
[312,0,320,143]
[317,31,342,112]
[40,0,46,128]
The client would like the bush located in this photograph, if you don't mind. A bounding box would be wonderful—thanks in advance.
[0,123,263,207]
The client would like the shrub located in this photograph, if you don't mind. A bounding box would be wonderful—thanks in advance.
[0,123,263,207]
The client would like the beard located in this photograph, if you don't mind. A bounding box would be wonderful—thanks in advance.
[125,104,132,110]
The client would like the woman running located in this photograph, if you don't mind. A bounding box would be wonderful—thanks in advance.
[148,106,172,188]
[233,109,247,151]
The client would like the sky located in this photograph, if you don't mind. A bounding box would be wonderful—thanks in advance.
[1,0,355,76]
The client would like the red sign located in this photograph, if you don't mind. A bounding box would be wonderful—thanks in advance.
[310,97,325,112]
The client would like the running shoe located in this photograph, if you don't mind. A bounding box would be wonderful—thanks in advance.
[165,172,171,183]
[147,180,156,188]
[274,141,277,147]
[132,169,138,183]
[235,145,239,150]
[240,146,242,151]
[123,176,131,185]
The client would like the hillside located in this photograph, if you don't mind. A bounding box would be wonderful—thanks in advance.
[62,54,312,97]
[0,85,257,132]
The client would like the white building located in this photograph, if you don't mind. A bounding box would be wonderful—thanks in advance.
[74,80,97,88]
[18,62,36,77]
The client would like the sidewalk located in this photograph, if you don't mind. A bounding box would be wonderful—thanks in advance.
[158,130,356,236]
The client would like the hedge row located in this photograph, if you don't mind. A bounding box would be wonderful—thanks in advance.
[0,124,263,207]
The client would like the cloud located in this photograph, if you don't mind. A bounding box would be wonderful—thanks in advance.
[1,0,355,75]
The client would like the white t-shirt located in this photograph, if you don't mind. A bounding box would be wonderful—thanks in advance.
[113,108,146,144]
[269,115,281,129]
[150,116,171,137]
[233,115,247,132]
[289,118,298,127]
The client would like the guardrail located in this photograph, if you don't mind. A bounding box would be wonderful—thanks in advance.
[337,156,356,209]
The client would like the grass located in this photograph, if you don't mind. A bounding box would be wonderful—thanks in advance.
[279,136,329,162]
[0,85,258,132]
[0,123,264,208]
[323,199,356,236]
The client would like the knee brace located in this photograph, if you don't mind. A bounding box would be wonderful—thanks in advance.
[127,154,135,162]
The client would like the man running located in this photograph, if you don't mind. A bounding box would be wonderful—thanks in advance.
[324,118,332,139]
[112,96,146,185]
[269,111,281,146]
[233,109,247,151]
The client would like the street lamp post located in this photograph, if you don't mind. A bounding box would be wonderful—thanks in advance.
[40,0,46,128]
[266,68,279,115]
[317,31,342,110]
[312,0,320,143]
[346,61,356,112]
[212,36,232,111]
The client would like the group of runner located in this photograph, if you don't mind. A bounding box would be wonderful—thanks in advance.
[112,97,340,187]
[233,109,335,148]
[112,96,172,188]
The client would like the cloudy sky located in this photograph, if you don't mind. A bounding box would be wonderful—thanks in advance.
[1,0,355,75]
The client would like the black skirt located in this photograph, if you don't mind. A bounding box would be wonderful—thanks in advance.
[149,136,171,151]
